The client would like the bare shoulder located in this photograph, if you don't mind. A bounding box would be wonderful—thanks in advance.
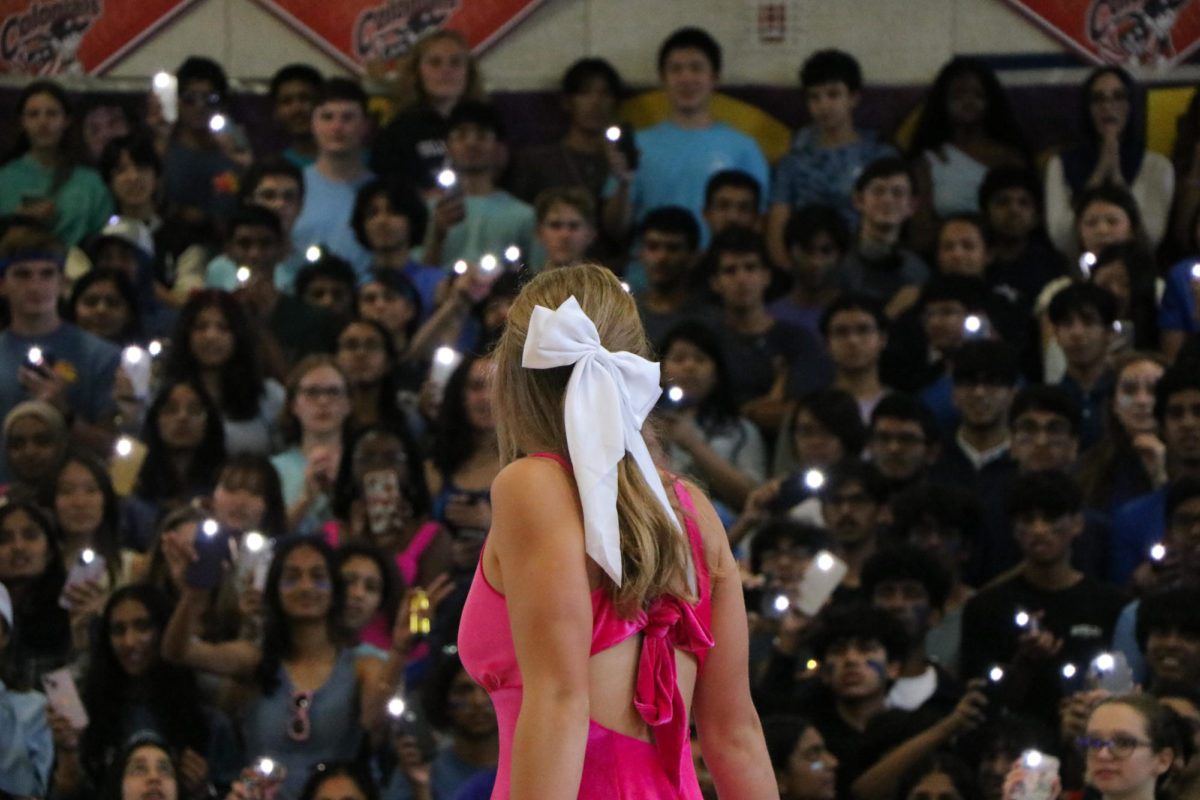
[492,456,577,503]
[672,476,730,576]
[491,457,582,543]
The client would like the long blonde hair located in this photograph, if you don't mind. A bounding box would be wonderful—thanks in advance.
[493,264,695,615]
[395,29,485,112]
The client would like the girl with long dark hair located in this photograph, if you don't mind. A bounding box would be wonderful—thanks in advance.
[1044,66,1173,253]
[906,57,1028,250]
[163,536,408,800]
[135,378,227,513]
[334,318,411,435]
[427,354,499,542]
[0,497,70,686]
[50,585,237,799]
[0,80,113,245]
[166,290,285,455]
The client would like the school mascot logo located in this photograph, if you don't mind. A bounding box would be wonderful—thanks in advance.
[354,0,457,62]
[1001,0,1200,68]
[251,0,549,73]
[1,0,100,75]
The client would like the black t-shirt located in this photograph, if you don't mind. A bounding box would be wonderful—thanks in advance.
[960,572,1127,724]
[370,105,448,188]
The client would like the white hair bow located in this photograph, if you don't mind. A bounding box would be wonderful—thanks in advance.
[522,295,683,587]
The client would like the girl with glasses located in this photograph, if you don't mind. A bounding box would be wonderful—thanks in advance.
[1080,695,1180,800]
[273,356,352,535]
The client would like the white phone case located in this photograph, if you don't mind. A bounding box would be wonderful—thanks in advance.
[795,551,848,616]
[58,553,107,610]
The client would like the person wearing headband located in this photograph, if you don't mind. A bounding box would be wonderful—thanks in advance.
[0,221,120,483]
[457,264,775,798]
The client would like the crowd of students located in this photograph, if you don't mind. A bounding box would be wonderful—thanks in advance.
[2,20,1200,800]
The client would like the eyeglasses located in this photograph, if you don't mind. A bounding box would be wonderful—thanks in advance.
[1076,735,1152,758]
[289,689,312,741]
[297,385,347,400]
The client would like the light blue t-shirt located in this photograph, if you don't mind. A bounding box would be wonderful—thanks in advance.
[0,681,52,798]
[606,120,769,291]
[270,446,333,535]
[205,251,308,294]
[292,165,374,277]
[0,322,120,480]
[434,191,536,270]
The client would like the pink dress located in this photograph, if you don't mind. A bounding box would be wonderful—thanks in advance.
[458,453,714,799]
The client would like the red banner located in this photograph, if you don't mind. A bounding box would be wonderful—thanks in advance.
[0,0,198,75]
[1002,0,1200,67]
[251,0,548,73]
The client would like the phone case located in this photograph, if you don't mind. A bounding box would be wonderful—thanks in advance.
[109,437,149,497]
[363,470,402,537]
[42,668,89,729]
[795,552,848,616]
[1089,652,1136,693]
[186,524,231,589]
[236,535,275,592]
[1008,753,1060,800]
[58,552,108,610]
[122,348,153,398]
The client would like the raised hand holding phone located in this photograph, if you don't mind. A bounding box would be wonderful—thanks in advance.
[42,668,88,729]
[185,519,232,589]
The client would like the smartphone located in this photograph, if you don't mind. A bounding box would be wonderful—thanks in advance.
[243,756,285,799]
[1088,651,1135,693]
[435,167,463,200]
[388,697,437,762]
[235,531,274,592]
[42,668,88,729]
[23,345,54,375]
[606,123,639,170]
[429,347,463,395]
[110,436,148,497]
[58,549,107,609]
[657,385,686,412]
[1007,751,1060,800]
[794,551,847,616]
[122,346,153,398]
[363,470,402,537]
[982,664,1007,712]
[185,519,232,589]
[1059,661,1086,695]
[768,468,825,514]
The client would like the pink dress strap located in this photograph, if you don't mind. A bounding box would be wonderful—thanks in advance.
[527,451,571,470]
[394,520,442,586]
